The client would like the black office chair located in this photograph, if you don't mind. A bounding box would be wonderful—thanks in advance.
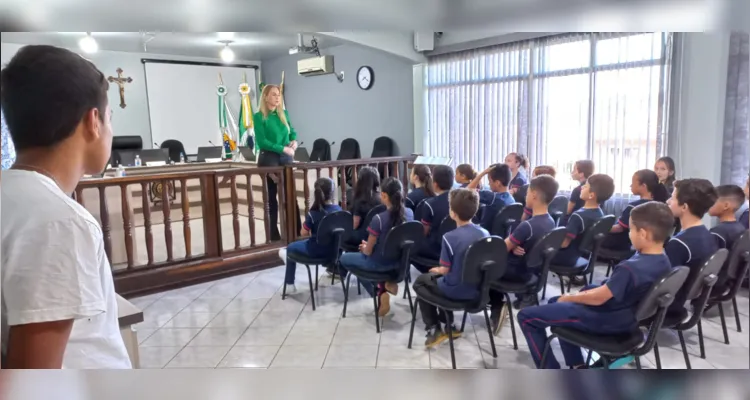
[160,139,186,163]
[540,267,690,369]
[646,249,728,369]
[139,148,170,164]
[112,135,143,152]
[548,195,569,226]
[513,184,528,204]
[342,205,386,252]
[409,215,457,279]
[342,221,423,332]
[487,228,567,350]
[310,139,332,162]
[371,136,396,179]
[282,211,352,311]
[408,236,508,369]
[598,246,636,278]
[490,203,524,238]
[706,231,750,346]
[196,146,223,162]
[547,215,616,297]
[337,138,361,161]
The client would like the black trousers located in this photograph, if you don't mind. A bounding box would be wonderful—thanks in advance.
[257,150,301,240]
[413,273,454,328]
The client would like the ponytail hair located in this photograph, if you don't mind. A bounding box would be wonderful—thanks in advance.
[636,169,670,203]
[412,165,436,197]
[382,177,406,226]
[456,164,477,181]
[508,152,529,170]
[656,156,676,188]
[311,177,335,212]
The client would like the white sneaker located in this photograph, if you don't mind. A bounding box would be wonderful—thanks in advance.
[285,283,297,295]
[278,248,287,261]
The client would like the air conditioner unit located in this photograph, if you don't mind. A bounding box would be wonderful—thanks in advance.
[297,55,334,76]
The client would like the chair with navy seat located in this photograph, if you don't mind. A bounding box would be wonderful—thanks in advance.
[282,211,352,311]
[540,266,690,369]
[408,236,508,369]
[706,231,750,346]
[490,203,524,238]
[341,221,423,332]
[487,227,567,350]
[160,139,186,163]
[548,195,569,226]
[547,215,616,297]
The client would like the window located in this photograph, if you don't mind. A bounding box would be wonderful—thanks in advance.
[424,33,673,194]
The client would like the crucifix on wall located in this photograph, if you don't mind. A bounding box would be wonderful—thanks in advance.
[107,68,133,109]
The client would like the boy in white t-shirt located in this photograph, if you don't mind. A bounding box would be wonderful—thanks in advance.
[1,45,131,369]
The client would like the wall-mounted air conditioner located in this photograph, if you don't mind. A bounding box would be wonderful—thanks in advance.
[297,55,334,76]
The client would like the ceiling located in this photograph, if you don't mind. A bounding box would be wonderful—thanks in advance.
[0,32,345,61]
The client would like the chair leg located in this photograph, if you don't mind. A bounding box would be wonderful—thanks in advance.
[566,277,572,293]
[445,311,457,369]
[732,297,742,333]
[482,308,498,358]
[306,265,316,311]
[373,290,381,333]
[460,311,468,332]
[342,273,352,318]
[505,293,518,350]
[404,283,414,315]
[635,356,642,370]
[407,298,419,349]
[558,275,566,295]
[697,319,706,359]
[539,334,556,369]
[541,282,547,300]
[402,273,409,299]
[586,350,593,366]
[678,330,691,369]
[315,264,319,291]
[653,341,662,370]
[357,281,362,295]
[605,261,612,277]
[718,302,730,345]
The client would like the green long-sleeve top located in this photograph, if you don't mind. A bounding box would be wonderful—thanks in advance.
[252,109,297,154]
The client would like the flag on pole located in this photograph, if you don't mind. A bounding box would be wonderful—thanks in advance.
[238,73,254,150]
[217,74,235,159]
[280,71,286,111]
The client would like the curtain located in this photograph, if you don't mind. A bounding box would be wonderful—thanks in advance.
[424,33,673,214]
[721,31,749,187]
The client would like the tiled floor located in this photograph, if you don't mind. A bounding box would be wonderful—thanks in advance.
[130,260,750,369]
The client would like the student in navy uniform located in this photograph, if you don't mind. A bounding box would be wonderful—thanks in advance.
[285,177,343,294]
[467,163,515,231]
[489,175,559,334]
[600,169,670,252]
[562,160,596,225]
[517,201,674,369]
[339,177,414,316]
[413,189,489,347]
[418,165,455,257]
[505,152,530,195]
[406,164,436,214]
[741,176,749,230]
[348,166,381,243]
[553,174,615,286]
[709,184,746,250]
[666,178,718,311]
[519,165,557,220]
[455,164,478,188]
[654,156,677,195]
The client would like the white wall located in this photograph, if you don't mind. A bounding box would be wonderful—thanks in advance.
[0,42,260,148]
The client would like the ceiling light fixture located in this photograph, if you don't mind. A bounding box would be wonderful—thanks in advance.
[219,41,235,63]
[217,32,235,40]
[79,32,98,54]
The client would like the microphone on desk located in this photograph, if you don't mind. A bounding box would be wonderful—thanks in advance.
[330,141,336,146]
[208,140,217,147]
[154,142,159,148]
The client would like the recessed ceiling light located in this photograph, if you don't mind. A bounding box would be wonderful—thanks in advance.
[79,32,98,54]
[217,32,235,40]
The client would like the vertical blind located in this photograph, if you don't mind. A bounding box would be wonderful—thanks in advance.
[424,33,674,194]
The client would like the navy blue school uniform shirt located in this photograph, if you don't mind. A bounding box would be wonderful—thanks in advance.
[477,190,515,231]
[510,171,528,192]
[421,191,450,254]
[603,198,651,250]
[506,214,556,280]
[569,181,587,212]
[665,225,719,308]
[740,209,749,230]
[406,187,432,215]
[710,221,746,250]
[553,207,604,266]
[304,204,343,254]
[367,207,415,265]
[438,224,490,300]
[349,196,381,241]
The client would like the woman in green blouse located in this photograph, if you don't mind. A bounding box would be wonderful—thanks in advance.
[254,84,299,240]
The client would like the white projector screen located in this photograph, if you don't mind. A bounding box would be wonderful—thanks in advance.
[143,61,258,154]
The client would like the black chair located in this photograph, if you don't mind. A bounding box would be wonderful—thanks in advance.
[337,138,361,187]
[342,205,386,252]
[490,203,524,238]
[160,139,186,163]
[548,195,569,226]
[371,136,396,158]
[342,221,423,332]
[409,216,457,274]
[598,247,636,278]
[487,227,567,350]
[112,135,143,152]
[196,146,223,162]
[547,215,616,297]
[310,139,332,162]
[513,184,528,204]
[408,236,508,369]
[706,231,750,346]
[540,267,690,369]
[282,211,352,311]
[139,148,170,164]
[647,249,728,369]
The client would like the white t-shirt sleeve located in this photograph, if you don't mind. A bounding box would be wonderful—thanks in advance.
[4,217,107,326]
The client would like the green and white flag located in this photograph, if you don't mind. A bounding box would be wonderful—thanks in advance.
[238,76,254,150]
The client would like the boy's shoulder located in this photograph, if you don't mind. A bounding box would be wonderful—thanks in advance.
[620,252,671,273]
[445,224,488,241]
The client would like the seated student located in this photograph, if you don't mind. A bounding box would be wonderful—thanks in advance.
[741,175,749,230]
[348,166,381,243]
[339,177,414,316]
[666,178,718,310]
[654,156,677,195]
[284,177,342,293]
[517,201,674,369]
[562,160,595,225]
[489,175,559,333]
[553,174,615,286]
[413,189,489,348]
[455,164,478,188]
[418,165,455,258]
[467,164,515,232]
[406,165,436,214]
[505,152,530,195]
[519,165,557,220]
[709,184,746,250]
[600,169,670,252]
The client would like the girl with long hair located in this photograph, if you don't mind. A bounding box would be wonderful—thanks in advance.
[349,166,382,238]
[505,152,530,194]
[407,165,436,213]
[654,156,676,195]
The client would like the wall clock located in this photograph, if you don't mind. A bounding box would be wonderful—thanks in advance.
[357,66,374,90]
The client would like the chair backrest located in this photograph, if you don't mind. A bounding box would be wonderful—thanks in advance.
[512,184,528,204]
[310,139,331,162]
[684,249,729,301]
[112,135,143,151]
[490,203,524,238]
[464,236,508,307]
[635,267,690,322]
[524,227,567,270]
[160,139,186,163]
[316,210,353,265]
[361,204,387,232]
[724,231,750,281]
[437,216,457,237]
[382,221,425,281]
[239,147,256,162]
[197,146,223,162]
[371,136,395,158]
[139,148,170,164]
[337,138,361,160]
[548,195,569,224]
[578,215,616,253]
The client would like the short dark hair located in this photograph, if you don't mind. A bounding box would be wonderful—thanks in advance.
[587,174,615,203]
[529,174,559,204]
[715,184,746,210]
[488,164,512,187]
[433,165,455,191]
[532,165,556,178]
[450,188,479,222]
[630,201,674,243]
[1,45,109,151]
[674,179,717,218]
[575,160,595,178]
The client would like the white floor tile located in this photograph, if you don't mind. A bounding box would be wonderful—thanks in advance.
[166,346,231,368]
[217,345,281,368]
[270,345,329,368]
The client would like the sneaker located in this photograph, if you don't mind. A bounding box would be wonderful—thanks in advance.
[492,304,509,336]
[516,296,536,310]
[384,281,399,296]
[425,325,448,348]
[569,275,587,287]
[278,248,287,261]
[446,324,462,339]
[284,283,297,295]
[378,292,391,316]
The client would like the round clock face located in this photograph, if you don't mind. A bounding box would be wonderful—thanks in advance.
[357,66,374,90]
